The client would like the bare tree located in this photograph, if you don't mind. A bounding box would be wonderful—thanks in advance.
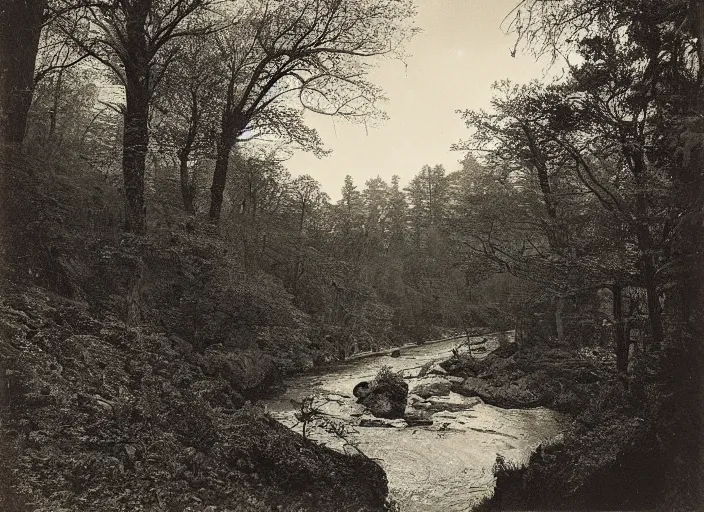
[207,0,417,223]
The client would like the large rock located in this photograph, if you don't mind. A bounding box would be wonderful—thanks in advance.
[459,377,495,399]
[427,362,448,376]
[410,378,452,399]
[357,378,409,419]
[353,381,371,399]
[418,360,447,377]
[459,376,541,407]
[198,347,282,398]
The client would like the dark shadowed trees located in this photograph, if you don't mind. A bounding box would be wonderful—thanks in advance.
[0,0,47,149]
[61,0,213,232]
[152,33,223,214]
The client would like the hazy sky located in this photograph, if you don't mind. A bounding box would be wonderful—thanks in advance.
[284,0,551,200]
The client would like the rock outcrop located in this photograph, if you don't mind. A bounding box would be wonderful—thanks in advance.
[356,374,408,419]
[459,376,541,408]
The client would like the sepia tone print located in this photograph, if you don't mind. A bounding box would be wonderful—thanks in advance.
[1,0,702,511]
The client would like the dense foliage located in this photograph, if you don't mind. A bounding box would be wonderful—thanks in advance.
[1,0,703,510]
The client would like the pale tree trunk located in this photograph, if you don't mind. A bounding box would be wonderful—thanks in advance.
[47,69,63,145]
[0,0,45,148]
[178,152,196,214]
[613,282,628,375]
[693,0,704,91]
[291,200,307,296]
[209,128,235,222]
[177,90,200,214]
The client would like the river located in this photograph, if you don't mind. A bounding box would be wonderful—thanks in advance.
[264,334,568,511]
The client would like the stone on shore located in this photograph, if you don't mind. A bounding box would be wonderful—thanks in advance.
[425,392,483,412]
[404,410,434,426]
[359,416,407,428]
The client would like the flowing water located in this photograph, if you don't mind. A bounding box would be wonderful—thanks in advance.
[264,334,568,511]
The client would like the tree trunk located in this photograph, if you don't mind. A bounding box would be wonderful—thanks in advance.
[178,152,196,214]
[0,0,45,148]
[613,282,628,374]
[642,255,664,347]
[47,69,63,145]
[177,89,200,214]
[291,201,307,295]
[208,133,234,222]
[631,154,663,347]
[122,85,149,233]
[122,1,151,234]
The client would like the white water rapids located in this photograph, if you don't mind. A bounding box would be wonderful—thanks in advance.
[264,335,568,511]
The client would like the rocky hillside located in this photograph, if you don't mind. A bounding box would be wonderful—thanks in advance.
[447,340,704,511]
[0,285,389,511]
[0,155,391,511]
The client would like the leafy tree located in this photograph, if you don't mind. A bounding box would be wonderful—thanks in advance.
[406,164,448,247]
[151,33,223,214]
[206,0,417,223]
[59,0,214,232]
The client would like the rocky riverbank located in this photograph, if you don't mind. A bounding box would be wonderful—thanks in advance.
[440,341,614,414]
[440,338,704,511]
[0,286,390,512]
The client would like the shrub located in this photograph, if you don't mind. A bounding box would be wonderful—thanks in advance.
[372,366,405,388]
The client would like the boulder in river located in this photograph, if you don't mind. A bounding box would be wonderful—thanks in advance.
[390,348,401,358]
[357,367,409,419]
[458,376,497,402]
[359,382,409,418]
[353,381,372,399]
[459,376,541,407]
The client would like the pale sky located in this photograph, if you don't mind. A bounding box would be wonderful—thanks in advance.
[285,0,551,200]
